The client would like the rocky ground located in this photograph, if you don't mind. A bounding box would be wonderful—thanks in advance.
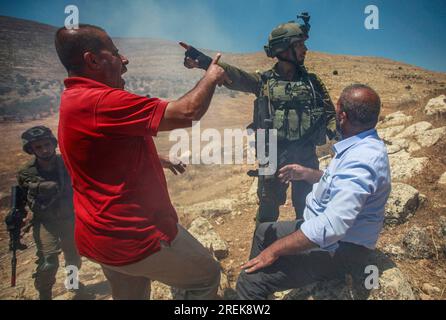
[1,94,445,300]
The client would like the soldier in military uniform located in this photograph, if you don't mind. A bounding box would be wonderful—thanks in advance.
[181,13,337,224]
[16,126,82,300]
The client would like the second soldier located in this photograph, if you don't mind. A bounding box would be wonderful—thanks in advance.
[16,126,82,300]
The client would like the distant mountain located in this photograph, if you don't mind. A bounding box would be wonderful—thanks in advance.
[1,15,445,120]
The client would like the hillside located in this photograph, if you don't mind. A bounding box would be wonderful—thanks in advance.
[0,16,446,300]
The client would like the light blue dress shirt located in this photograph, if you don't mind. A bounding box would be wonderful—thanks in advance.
[300,128,391,251]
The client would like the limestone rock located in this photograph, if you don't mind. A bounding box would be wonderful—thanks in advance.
[381,244,406,260]
[413,126,446,148]
[384,183,419,226]
[385,138,408,154]
[277,251,415,300]
[377,125,406,141]
[395,121,433,139]
[378,111,413,128]
[421,283,441,296]
[424,94,446,117]
[188,217,229,260]
[370,266,415,300]
[151,281,173,300]
[402,227,435,259]
[388,151,428,181]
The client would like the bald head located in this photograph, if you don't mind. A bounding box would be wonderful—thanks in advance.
[55,24,108,73]
[339,84,381,130]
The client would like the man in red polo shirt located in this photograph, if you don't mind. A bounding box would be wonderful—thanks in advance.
[55,24,229,299]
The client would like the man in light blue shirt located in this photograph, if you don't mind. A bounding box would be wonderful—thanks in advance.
[237,84,391,300]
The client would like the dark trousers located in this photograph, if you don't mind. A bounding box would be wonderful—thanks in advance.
[256,143,319,223]
[236,221,372,300]
[32,218,81,295]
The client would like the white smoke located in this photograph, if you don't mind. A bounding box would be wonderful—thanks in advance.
[103,0,237,52]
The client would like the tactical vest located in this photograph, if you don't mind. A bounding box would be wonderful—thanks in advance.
[259,70,327,146]
[17,156,74,222]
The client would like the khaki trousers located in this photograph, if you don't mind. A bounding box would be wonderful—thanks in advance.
[32,218,81,294]
[99,224,221,300]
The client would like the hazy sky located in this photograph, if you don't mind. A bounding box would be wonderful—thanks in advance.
[1,0,445,72]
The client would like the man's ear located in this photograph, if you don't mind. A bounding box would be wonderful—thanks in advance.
[83,52,100,71]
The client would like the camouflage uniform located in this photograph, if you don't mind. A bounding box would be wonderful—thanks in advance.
[183,14,337,224]
[17,154,81,299]
[218,62,337,222]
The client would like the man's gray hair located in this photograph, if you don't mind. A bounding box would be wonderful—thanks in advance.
[339,84,381,129]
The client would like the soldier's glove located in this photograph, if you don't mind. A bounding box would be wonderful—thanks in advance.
[183,46,213,70]
[37,181,59,197]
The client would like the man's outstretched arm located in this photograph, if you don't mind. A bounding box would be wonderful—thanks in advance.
[159,53,227,131]
[180,42,261,96]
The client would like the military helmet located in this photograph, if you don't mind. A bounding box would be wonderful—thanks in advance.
[21,126,57,155]
[264,12,311,58]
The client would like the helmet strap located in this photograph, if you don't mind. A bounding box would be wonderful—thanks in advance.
[277,46,301,68]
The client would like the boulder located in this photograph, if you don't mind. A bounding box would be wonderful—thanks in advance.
[424,95,446,117]
[384,183,419,226]
[378,111,413,128]
[188,217,229,260]
[395,121,433,139]
[277,251,415,300]
[385,138,408,154]
[421,283,441,296]
[377,125,406,141]
[413,126,446,149]
[388,151,428,181]
[402,227,435,259]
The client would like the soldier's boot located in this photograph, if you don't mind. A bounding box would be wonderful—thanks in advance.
[34,254,59,300]
[38,289,53,300]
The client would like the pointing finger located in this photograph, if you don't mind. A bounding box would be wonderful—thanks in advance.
[179,42,190,50]
[212,53,222,65]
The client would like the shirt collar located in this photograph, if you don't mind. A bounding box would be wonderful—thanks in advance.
[64,76,110,89]
[332,128,378,155]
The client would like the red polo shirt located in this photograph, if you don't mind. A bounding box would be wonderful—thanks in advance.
[58,77,178,266]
